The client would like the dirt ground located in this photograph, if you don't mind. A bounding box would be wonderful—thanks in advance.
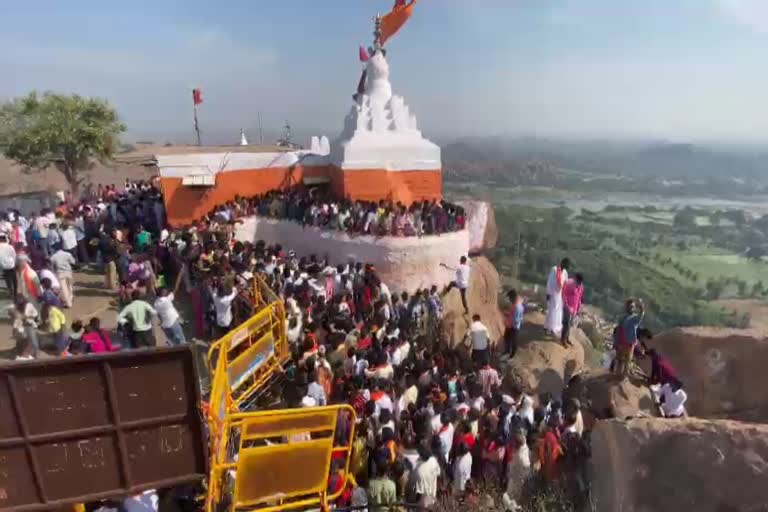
[715,299,768,336]
[0,268,201,364]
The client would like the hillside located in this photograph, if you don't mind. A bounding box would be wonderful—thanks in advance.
[441,136,768,196]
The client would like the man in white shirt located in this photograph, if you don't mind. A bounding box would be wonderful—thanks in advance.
[60,222,78,259]
[660,380,688,418]
[0,233,17,297]
[213,285,238,334]
[437,413,455,462]
[452,442,473,493]
[467,314,491,365]
[34,213,51,258]
[414,446,441,508]
[306,371,327,406]
[443,255,471,313]
[154,288,186,345]
[286,316,302,346]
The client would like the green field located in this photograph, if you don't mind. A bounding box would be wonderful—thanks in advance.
[480,192,768,329]
[654,246,766,287]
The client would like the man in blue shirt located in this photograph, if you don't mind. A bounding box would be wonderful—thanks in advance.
[615,298,645,379]
[504,289,525,357]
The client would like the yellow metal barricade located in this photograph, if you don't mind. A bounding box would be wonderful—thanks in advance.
[206,275,360,512]
[207,275,289,411]
[206,405,356,512]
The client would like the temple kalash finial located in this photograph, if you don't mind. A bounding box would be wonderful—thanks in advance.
[373,14,383,53]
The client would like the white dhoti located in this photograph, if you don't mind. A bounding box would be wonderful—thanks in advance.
[545,293,563,335]
[545,265,567,335]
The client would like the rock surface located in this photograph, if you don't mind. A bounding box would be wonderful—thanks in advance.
[502,312,586,397]
[648,327,768,422]
[440,256,504,347]
[458,200,498,253]
[568,370,659,420]
[590,418,768,512]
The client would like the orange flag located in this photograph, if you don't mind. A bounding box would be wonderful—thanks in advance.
[380,0,417,45]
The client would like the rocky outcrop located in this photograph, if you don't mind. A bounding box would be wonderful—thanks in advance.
[502,312,586,397]
[458,200,498,253]
[441,256,504,347]
[648,327,768,422]
[568,370,659,420]
[590,418,768,512]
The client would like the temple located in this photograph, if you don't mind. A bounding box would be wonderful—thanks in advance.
[152,12,481,293]
[157,47,441,228]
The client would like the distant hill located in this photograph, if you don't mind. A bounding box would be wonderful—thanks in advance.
[442,137,768,190]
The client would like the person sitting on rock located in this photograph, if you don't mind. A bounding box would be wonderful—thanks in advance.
[659,379,688,418]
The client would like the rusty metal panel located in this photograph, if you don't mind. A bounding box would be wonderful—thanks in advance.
[0,346,207,512]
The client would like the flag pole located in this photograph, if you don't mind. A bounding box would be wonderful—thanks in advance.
[193,103,202,146]
[192,89,202,146]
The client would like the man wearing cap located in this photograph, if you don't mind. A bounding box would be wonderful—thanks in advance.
[0,233,17,297]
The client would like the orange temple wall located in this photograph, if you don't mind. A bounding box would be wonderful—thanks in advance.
[160,166,442,228]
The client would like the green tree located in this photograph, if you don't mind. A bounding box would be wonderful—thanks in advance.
[705,278,725,300]
[673,207,697,230]
[0,92,126,195]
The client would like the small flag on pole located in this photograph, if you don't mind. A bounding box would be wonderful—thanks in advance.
[358,45,370,62]
[192,88,203,105]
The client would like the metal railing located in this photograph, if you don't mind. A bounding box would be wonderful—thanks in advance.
[205,405,356,512]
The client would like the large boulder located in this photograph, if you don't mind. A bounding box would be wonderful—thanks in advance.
[568,370,659,420]
[458,200,498,253]
[441,256,504,347]
[590,418,768,512]
[648,327,768,422]
[502,312,586,397]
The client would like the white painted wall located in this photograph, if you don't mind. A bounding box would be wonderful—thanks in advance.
[234,216,470,293]
[156,152,330,178]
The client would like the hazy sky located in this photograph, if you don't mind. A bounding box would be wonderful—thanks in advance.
[2,0,767,144]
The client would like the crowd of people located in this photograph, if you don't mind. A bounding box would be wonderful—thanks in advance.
[207,188,467,237]
[0,178,690,511]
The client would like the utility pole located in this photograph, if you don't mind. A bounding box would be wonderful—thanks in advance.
[257,112,264,144]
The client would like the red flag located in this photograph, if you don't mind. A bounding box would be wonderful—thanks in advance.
[380,0,417,45]
[358,45,370,62]
[192,88,203,105]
